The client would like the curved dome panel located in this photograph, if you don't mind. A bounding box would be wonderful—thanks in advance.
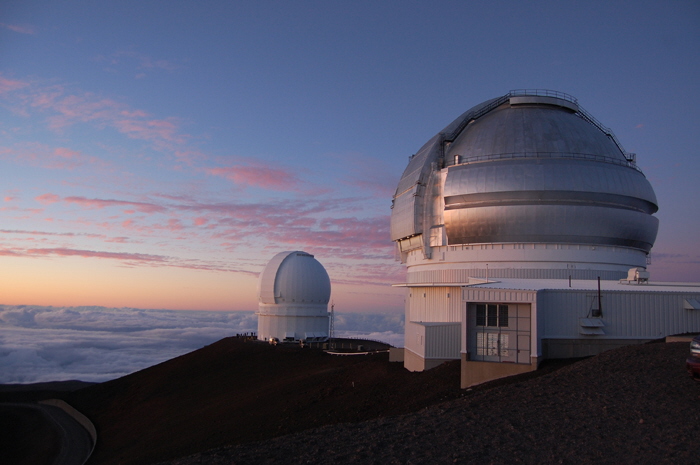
[257,251,331,305]
[445,204,658,251]
[444,160,657,210]
[446,104,625,162]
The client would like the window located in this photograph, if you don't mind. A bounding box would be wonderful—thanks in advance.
[469,302,530,364]
[476,332,510,356]
[476,304,508,327]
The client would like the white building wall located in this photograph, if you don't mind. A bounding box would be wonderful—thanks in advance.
[407,286,462,322]
[404,286,462,363]
[425,323,461,359]
[404,320,426,359]
[257,303,329,341]
[539,290,700,339]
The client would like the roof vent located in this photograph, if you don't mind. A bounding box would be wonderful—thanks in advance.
[619,267,650,285]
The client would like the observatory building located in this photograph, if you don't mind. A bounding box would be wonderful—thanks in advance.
[391,90,700,387]
[257,251,331,343]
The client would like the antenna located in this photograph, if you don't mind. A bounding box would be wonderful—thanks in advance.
[329,301,335,344]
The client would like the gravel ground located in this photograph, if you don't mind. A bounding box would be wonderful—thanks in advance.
[162,342,700,465]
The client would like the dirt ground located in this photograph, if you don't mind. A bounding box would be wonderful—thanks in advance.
[2,337,698,464]
[159,341,700,465]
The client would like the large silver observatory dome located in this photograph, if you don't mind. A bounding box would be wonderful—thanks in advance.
[391,90,659,259]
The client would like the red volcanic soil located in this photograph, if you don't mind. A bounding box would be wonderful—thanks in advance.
[67,338,472,465]
[162,341,700,465]
[4,338,698,464]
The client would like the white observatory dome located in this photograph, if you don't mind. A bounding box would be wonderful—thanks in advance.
[256,251,331,343]
[257,251,331,305]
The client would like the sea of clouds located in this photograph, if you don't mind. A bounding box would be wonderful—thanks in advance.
[0,305,404,384]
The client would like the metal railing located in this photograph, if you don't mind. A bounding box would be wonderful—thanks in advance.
[509,88,578,103]
[445,151,643,173]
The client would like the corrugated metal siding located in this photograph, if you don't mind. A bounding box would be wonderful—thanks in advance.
[463,288,537,304]
[408,287,462,322]
[404,320,426,358]
[408,267,624,282]
[540,290,700,339]
[425,323,461,359]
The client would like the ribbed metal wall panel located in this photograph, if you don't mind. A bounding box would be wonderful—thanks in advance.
[540,290,700,339]
[425,323,461,359]
[407,287,462,322]
[463,288,537,304]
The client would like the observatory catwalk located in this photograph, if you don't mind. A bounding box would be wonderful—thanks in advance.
[390,90,700,387]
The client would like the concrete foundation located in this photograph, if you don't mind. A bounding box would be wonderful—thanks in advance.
[460,354,539,388]
[389,347,405,362]
[542,338,651,359]
[404,348,453,372]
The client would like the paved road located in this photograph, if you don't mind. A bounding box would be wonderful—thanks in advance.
[3,402,94,465]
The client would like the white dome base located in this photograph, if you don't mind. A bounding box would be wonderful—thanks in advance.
[257,304,329,342]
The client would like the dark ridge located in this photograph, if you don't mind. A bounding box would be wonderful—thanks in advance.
[4,338,696,465]
[0,380,95,392]
[64,337,470,465]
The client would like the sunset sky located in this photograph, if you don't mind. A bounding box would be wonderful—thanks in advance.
[1,1,699,313]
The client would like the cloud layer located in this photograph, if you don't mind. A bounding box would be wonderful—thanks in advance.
[0,305,404,384]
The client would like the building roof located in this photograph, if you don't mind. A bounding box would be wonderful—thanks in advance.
[463,278,700,293]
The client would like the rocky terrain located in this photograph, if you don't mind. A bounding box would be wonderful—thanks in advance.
[161,341,700,465]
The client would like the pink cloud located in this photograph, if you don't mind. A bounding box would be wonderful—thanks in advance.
[46,95,125,130]
[3,143,105,170]
[53,147,82,159]
[15,245,253,274]
[337,154,399,198]
[26,247,168,264]
[105,236,131,243]
[14,83,187,147]
[162,219,183,231]
[120,109,149,118]
[36,193,61,205]
[28,88,64,109]
[193,217,208,226]
[0,23,35,34]
[0,248,24,257]
[64,196,167,213]
[113,117,186,145]
[174,149,206,164]
[107,51,180,72]
[0,76,30,94]
[205,163,302,191]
